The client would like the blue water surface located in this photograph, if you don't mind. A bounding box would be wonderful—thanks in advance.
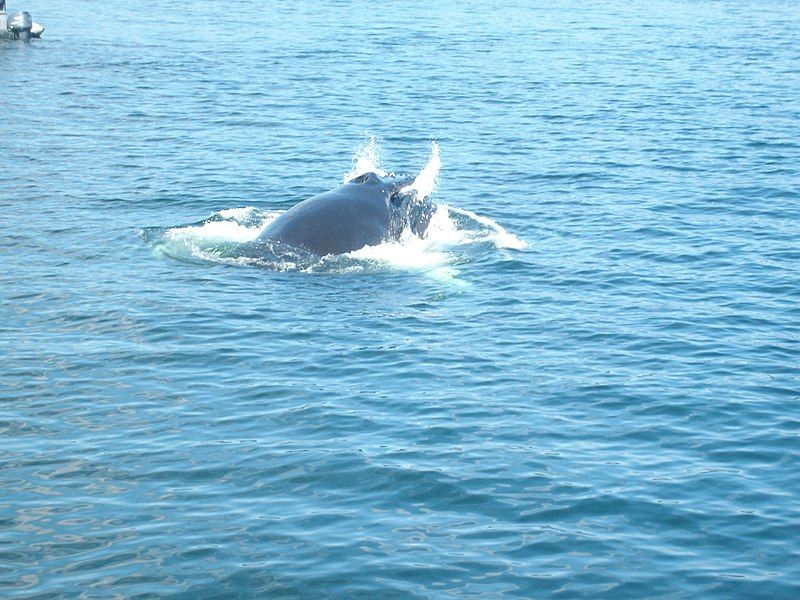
[2,1,799,597]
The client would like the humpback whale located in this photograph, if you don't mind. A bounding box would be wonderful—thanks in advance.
[253,172,434,257]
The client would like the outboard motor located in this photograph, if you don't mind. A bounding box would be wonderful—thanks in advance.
[7,10,32,41]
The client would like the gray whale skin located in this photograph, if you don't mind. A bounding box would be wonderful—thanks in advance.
[255,172,433,256]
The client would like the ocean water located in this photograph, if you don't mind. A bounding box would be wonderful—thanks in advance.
[2,1,799,597]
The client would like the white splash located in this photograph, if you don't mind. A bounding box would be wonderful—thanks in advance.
[341,138,441,203]
[346,223,465,284]
[217,207,260,221]
[448,207,528,250]
[423,204,465,247]
[343,135,387,183]
[164,207,276,244]
[400,141,441,200]
[348,230,450,269]
[344,204,464,278]
[151,207,279,264]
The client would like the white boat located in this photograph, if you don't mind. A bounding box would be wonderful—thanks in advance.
[1,0,44,40]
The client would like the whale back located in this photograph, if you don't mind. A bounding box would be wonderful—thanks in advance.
[256,180,394,256]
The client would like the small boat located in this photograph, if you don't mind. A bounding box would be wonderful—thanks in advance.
[1,0,44,41]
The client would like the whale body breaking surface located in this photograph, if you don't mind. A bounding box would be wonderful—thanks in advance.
[142,140,526,274]
[252,171,435,257]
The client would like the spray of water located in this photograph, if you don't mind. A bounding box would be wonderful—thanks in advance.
[343,136,387,183]
[400,141,441,200]
[343,137,441,205]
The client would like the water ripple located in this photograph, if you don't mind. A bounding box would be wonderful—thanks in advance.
[3,0,800,597]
